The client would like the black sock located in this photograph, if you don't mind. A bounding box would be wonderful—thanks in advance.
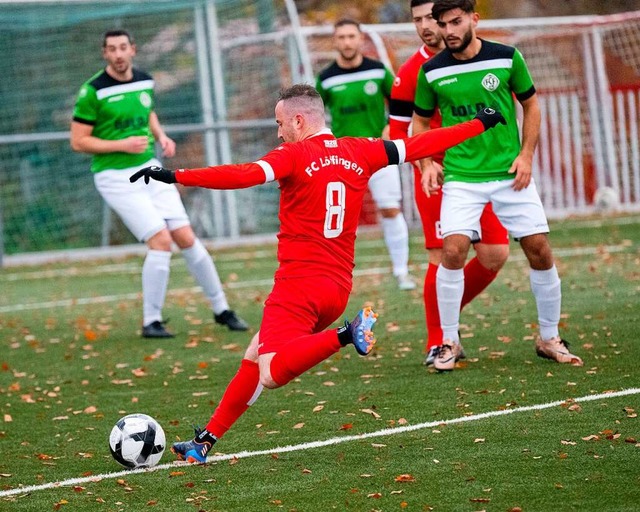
[196,429,218,451]
[337,320,352,346]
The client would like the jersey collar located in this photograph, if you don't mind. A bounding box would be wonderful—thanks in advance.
[307,128,334,139]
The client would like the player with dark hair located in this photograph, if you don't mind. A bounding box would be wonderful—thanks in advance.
[130,83,506,462]
[70,30,248,338]
[389,0,510,367]
[413,0,583,370]
[316,18,416,291]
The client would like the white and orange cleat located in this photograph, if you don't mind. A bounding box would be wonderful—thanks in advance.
[535,336,583,366]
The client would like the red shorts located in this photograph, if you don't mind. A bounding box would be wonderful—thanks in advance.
[258,275,350,355]
[413,167,509,249]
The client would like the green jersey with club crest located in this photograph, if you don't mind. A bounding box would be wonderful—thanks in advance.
[73,68,156,173]
[414,39,535,183]
[316,57,394,138]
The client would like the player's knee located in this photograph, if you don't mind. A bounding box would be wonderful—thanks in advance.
[379,207,401,218]
[520,234,553,269]
[477,244,510,272]
[442,238,469,268]
[259,373,280,389]
[146,229,172,251]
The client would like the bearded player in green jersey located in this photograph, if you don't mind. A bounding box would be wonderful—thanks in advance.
[71,30,248,338]
[316,19,416,291]
[412,0,583,371]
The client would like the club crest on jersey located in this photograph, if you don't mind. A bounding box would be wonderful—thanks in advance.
[481,73,500,92]
[324,139,338,148]
[140,91,152,108]
[364,80,379,95]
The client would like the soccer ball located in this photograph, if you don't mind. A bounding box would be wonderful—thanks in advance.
[109,413,166,468]
[593,186,620,212]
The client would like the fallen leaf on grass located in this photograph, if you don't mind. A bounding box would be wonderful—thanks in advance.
[361,408,381,419]
[293,423,305,429]
[367,493,382,499]
[132,368,147,378]
[394,474,415,482]
[339,423,353,430]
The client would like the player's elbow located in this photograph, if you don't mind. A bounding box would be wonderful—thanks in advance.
[69,138,81,153]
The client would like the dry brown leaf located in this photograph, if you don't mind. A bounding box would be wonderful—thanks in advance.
[293,422,305,429]
[367,493,383,499]
[312,405,324,412]
[361,408,381,419]
[339,423,353,430]
[132,368,147,378]
[394,474,415,482]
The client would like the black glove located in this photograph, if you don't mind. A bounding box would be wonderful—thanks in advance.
[129,165,177,184]
[474,107,506,130]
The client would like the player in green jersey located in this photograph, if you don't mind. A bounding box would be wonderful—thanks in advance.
[70,30,248,338]
[316,18,416,291]
[412,0,583,370]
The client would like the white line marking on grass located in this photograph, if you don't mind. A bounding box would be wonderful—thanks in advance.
[1,387,638,498]
[0,242,633,314]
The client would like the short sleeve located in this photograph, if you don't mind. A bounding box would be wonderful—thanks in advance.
[509,48,535,99]
[413,66,437,118]
[72,84,98,124]
[382,66,395,98]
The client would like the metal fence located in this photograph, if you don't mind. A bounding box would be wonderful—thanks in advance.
[1,2,639,263]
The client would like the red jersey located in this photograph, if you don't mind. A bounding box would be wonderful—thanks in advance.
[389,44,443,163]
[175,122,485,291]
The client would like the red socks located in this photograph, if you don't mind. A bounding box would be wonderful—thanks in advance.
[269,330,342,386]
[206,359,262,439]
[461,256,498,308]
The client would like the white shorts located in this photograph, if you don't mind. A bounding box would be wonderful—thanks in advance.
[440,178,549,241]
[368,164,402,209]
[93,158,190,242]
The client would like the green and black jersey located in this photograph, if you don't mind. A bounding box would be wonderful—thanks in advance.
[414,39,535,183]
[316,57,394,138]
[73,68,156,173]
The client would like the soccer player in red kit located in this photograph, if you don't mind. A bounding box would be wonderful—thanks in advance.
[389,0,510,367]
[130,84,505,463]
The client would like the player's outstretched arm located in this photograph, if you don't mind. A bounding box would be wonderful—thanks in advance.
[400,107,506,163]
[130,162,273,190]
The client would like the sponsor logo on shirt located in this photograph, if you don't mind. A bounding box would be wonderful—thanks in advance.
[140,91,152,108]
[324,140,338,148]
[438,77,458,87]
[364,80,379,95]
[482,73,500,92]
[108,94,124,103]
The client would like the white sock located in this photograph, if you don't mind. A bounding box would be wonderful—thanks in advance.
[381,214,410,277]
[182,238,229,315]
[530,265,561,340]
[436,265,464,342]
[142,250,172,326]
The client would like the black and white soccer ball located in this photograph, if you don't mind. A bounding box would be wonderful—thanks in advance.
[109,413,165,468]
[593,186,620,212]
